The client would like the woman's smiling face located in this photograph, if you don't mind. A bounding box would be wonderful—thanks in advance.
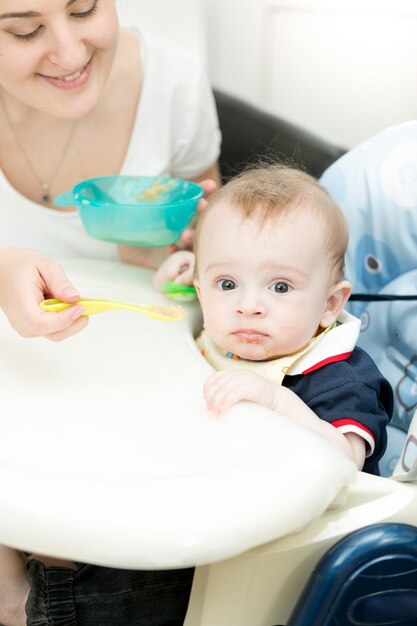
[0,0,119,118]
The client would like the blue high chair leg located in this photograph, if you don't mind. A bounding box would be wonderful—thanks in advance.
[286,523,417,626]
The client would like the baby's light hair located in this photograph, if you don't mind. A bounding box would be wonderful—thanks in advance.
[194,164,348,282]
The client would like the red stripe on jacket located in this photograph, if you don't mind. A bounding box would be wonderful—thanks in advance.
[331,418,375,442]
[302,352,353,375]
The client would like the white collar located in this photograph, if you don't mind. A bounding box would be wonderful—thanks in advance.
[288,310,360,375]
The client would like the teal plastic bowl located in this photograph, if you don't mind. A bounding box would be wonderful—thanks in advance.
[54,175,204,247]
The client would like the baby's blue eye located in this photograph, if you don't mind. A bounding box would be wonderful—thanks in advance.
[272,281,290,293]
[216,279,237,291]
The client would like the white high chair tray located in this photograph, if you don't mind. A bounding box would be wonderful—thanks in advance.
[0,260,356,569]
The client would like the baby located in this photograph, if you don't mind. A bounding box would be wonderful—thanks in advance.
[154,164,393,474]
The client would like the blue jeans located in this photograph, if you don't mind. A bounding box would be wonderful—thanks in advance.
[25,560,194,625]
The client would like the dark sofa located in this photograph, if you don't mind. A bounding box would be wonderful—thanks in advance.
[213,89,346,182]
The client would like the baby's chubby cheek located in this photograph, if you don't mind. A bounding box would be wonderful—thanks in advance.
[202,310,225,334]
[278,319,299,332]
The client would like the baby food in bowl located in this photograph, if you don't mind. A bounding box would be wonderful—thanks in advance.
[54,175,204,246]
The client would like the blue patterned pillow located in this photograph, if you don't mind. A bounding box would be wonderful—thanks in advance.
[321,122,417,474]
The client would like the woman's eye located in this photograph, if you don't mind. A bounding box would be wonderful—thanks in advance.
[272,281,290,294]
[216,279,237,291]
[13,26,43,41]
[72,0,98,18]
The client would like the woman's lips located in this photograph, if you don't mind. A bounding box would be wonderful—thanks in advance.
[39,57,93,90]
[232,330,268,344]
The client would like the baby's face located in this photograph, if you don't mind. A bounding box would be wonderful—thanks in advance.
[195,205,337,361]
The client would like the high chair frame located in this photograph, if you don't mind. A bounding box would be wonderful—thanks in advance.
[183,107,417,625]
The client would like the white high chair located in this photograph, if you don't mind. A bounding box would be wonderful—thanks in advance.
[1,148,417,622]
[0,259,356,622]
[283,121,417,626]
[0,34,416,620]
[183,122,417,626]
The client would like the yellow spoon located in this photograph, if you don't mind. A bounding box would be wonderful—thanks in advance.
[40,298,187,322]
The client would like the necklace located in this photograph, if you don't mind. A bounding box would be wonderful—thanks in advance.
[0,96,77,204]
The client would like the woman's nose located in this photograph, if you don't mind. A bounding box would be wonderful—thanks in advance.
[46,25,87,72]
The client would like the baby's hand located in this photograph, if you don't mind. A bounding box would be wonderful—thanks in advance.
[153,250,195,291]
[203,370,279,415]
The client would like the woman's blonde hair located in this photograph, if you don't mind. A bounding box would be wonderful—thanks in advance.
[195,164,348,282]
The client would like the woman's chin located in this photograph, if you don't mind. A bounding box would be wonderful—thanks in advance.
[61,94,101,120]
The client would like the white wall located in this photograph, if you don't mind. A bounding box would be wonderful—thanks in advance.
[117,0,206,61]
[116,0,417,148]
[201,0,267,106]
[203,0,417,148]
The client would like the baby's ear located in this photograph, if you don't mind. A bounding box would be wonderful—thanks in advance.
[321,280,352,328]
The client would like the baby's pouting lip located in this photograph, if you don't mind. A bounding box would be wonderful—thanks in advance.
[232,329,269,344]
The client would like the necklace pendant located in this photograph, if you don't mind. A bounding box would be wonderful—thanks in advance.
[1,96,76,207]
[42,183,50,204]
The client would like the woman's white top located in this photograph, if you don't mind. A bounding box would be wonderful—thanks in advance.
[0,30,221,260]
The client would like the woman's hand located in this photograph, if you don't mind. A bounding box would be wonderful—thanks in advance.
[153,251,195,291]
[0,247,88,341]
[197,178,218,212]
[178,178,218,249]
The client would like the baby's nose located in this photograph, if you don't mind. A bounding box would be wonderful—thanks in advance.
[236,293,265,316]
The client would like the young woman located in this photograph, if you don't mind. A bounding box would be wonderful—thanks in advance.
[0,1,220,624]
[0,0,220,264]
